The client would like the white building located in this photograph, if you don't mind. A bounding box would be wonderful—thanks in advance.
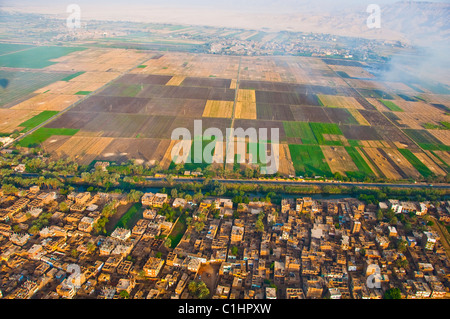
[111,227,131,241]
[388,199,403,214]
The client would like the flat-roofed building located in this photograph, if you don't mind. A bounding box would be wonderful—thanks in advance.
[422,231,439,251]
[231,225,244,243]
[143,257,164,278]
[111,227,131,241]
[286,288,305,299]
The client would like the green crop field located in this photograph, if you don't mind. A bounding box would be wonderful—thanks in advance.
[0,46,85,69]
[0,43,33,55]
[309,122,344,146]
[345,146,375,177]
[288,144,332,177]
[380,99,403,112]
[75,91,92,95]
[422,121,450,130]
[18,110,59,132]
[347,139,361,147]
[61,71,85,82]
[18,127,79,148]
[419,143,450,152]
[283,121,317,144]
[398,148,434,178]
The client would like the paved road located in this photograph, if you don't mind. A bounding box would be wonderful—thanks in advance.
[149,176,450,189]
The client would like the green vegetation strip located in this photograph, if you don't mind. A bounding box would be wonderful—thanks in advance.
[168,213,188,249]
[398,148,434,178]
[345,146,375,177]
[418,143,450,152]
[18,127,79,147]
[18,111,59,133]
[75,91,92,95]
[347,139,360,147]
[61,71,85,82]
[380,99,403,112]
[422,122,450,130]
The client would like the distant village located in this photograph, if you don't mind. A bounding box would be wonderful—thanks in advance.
[0,185,449,299]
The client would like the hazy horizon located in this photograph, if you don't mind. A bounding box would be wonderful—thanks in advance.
[1,0,449,86]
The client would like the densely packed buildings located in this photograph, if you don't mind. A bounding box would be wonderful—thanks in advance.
[0,186,449,299]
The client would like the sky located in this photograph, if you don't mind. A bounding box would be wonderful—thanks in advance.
[2,0,449,13]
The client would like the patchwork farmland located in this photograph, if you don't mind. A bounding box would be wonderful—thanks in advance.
[2,47,449,182]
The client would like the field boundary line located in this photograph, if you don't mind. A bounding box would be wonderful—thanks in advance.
[6,54,153,149]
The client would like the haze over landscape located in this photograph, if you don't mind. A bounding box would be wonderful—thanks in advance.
[3,0,449,41]
[3,0,449,85]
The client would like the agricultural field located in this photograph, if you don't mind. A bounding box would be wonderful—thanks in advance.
[18,127,79,148]
[309,122,344,146]
[321,145,358,176]
[362,147,403,180]
[0,70,71,107]
[277,143,296,176]
[51,135,115,166]
[347,109,370,126]
[398,148,434,178]
[283,121,317,145]
[328,65,375,79]
[288,144,332,177]
[18,110,59,133]
[10,93,82,112]
[317,95,364,109]
[0,43,33,55]
[379,99,403,112]
[2,48,448,181]
[0,109,42,133]
[344,146,377,178]
[0,45,86,69]
[202,100,234,118]
[235,101,257,120]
